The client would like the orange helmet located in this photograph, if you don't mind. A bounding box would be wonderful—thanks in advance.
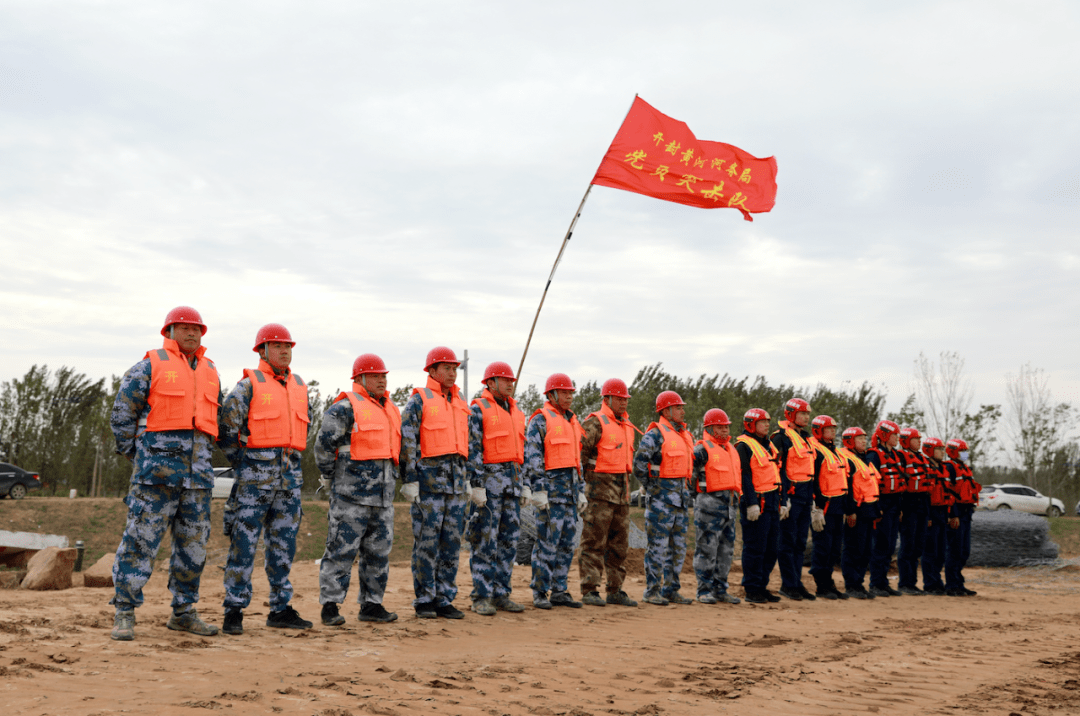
[899,427,922,451]
[601,378,630,399]
[872,419,900,449]
[783,397,811,423]
[161,306,207,337]
[703,408,731,427]
[841,426,866,450]
[922,436,945,458]
[655,391,685,413]
[946,438,969,461]
[352,353,388,378]
[743,408,770,433]
[253,323,295,352]
[483,361,516,382]
[811,414,838,442]
[424,346,460,370]
[544,373,575,393]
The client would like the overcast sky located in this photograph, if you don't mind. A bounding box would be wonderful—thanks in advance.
[3,1,1078,429]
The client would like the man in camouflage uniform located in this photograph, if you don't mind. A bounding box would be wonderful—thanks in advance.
[633,390,694,606]
[315,353,400,626]
[691,409,742,605]
[526,373,586,610]
[219,323,313,634]
[465,361,528,616]
[400,346,471,619]
[577,378,638,608]
[109,306,222,641]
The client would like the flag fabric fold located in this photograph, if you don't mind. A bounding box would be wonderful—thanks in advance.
[590,96,777,221]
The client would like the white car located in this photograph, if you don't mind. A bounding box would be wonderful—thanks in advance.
[212,467,236,499]
[979,483,1065,517]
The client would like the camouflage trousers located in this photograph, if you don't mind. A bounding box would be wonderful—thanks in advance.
[222,485,302,611]
[320,499,394,606]
[411,492,466,608]
[466,492,520,600]
[531,502,577,597]
[645,498,688,599]
[577,499,629,595]
[693,491,737,598]
[112,484,211,612]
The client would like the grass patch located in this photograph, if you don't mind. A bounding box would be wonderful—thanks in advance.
[1047,515,1080,557]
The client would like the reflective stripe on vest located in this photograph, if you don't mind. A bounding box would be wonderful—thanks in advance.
[871,446,906,495]
[416,380,470,459]
[904,450,932,493]
[243,364,309,450]
[814,443,848,498]
[645,418,693,479]
[777,421,815,483]
[533,403,582,470]
[735,435,781,493]
[589,403,636,474]
[951,462,980,504]
[472,390,525,465]
[839,448,880,505]
[697,436,741,493]
[145,340,219,437]
[336,385,401,464]
[927,460,953,506]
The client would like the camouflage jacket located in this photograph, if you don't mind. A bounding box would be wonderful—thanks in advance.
[523,411,582,505]
[467,401,522,496]
[314,397,398,507]
[579,414,630,505]
[400,388,467,495]
[633,424,692,508]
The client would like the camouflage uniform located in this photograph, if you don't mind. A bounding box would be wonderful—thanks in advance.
[466,399,523,601]
[401,388,468,609]
[110,345,221,615]
[691,443,738,599]
[525,410,583,600]
[577,414,632,597]
[633,422,691,601]
[315,397,397,607]
[217,370,311,612]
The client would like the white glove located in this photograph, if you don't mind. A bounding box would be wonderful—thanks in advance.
[745,504,761,522]
[529,490,549,511]
[811,506,825,532]
[318,476,331,492]
[779,504,791,521]
[400,482,420,504]
[576,493,588,513]
[519,486,533,507]
[469,486,487,507]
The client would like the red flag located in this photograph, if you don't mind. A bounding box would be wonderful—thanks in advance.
[591,96,777,221]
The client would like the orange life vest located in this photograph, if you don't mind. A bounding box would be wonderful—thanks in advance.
[696,435,742,493]
[532,402,582,470]
[145,339,220,437]
[415,377,470,459]
[814,442,848,498]
[471,389,525,465]
[645,417,694,479]
[735,434,781,494]
[839,448,880,505]
[870,446,906,495]
[927,459,953,507]
[904,450,932,493]
[588,402,636,474]
[951,461,980,504]
[243,362,309,450]
[775,420,815,483]
[335,383,401,464]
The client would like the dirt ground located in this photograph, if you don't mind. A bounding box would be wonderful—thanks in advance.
[4,551,1080,716]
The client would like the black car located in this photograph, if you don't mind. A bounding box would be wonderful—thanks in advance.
[0,462,42,499]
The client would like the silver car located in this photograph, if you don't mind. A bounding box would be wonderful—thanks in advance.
[212,467,236,499]
[979,483,1065,517]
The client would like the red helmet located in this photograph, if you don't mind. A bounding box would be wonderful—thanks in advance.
[946,438,969,460]
[424,346,461,370]
[899,427,922,451]
[743,408,770,433]
[872,419,900,449]
[601,378,630,399]
[811,414,838,442]
[784,397,810,423]
[352,353,388,378]
[544,373,575,393]
[482,361,516,382]
[841,426,866,450]
[655,390,685,413]
[703,408,731,427]
[252,323,295,352]
[160,306,207,337]
[922,436,945,458]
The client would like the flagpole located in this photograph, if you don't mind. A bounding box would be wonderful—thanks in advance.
[515,183,593,384]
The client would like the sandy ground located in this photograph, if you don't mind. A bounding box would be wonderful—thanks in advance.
[3,556,1080,716]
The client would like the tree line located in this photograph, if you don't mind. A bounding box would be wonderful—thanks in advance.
[1,357,1076,511]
